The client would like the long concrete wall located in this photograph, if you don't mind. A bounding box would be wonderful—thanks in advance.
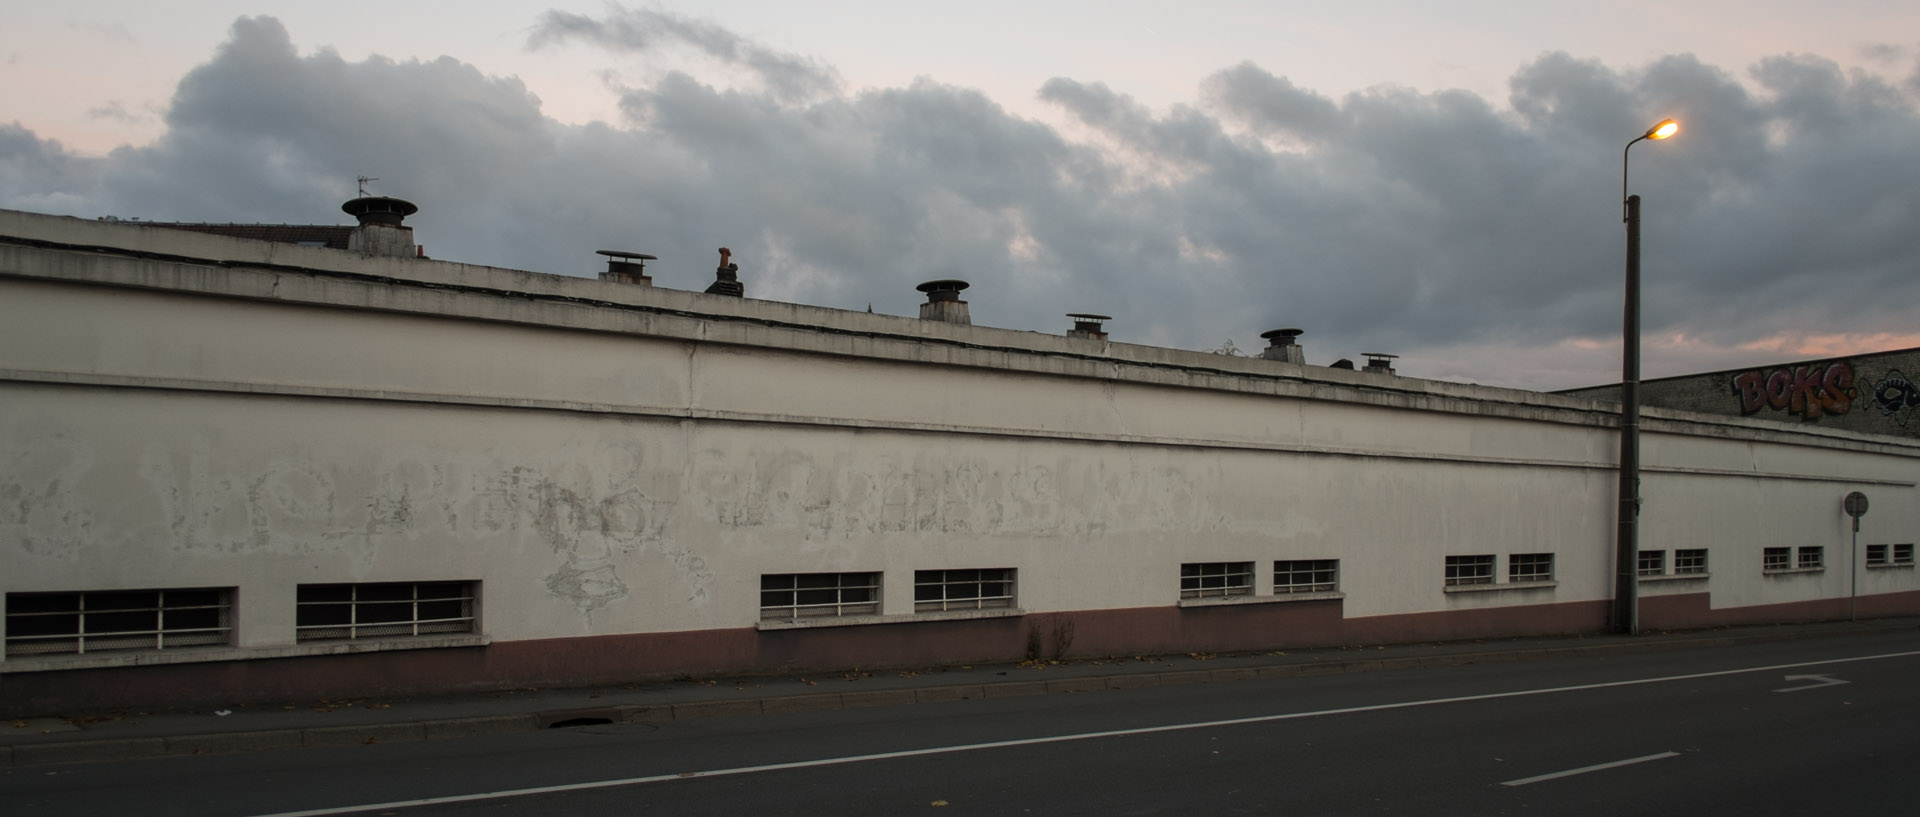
[3,208,1917,712]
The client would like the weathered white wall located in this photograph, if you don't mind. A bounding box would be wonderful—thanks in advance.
[3,208,1917,670]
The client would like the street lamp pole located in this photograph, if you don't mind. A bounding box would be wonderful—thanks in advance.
[1614,118,1677,636]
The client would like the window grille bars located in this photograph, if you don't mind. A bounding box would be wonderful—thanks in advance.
[1273,560,1338,593]
[296,582,475,642]
[914,569,1015,612]
[4,589,232,657]
[1445,555,1496,586]
[1508,553,1555,583]
[760,573,880,620]
[1180,562,1254,598]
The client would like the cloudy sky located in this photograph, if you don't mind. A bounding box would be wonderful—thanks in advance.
[5,1,1918,390]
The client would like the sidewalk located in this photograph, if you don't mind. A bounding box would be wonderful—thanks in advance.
[6,618,1915,768]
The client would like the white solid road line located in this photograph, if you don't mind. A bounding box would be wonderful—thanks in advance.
[241,647,1920,817]
[1500,751,1681,787]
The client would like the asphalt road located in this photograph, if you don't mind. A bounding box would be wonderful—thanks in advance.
[5,630,1918,816]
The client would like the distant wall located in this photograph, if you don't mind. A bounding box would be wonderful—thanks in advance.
[1560,348,1920,439]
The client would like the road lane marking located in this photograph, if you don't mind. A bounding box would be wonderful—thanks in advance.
[1501,751,1680,786]
[1773,673,1849,692]
[239,647,1920,817]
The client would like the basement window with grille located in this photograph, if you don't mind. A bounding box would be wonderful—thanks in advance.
[1508,553,1556,583]
[1636,550,1666,576]
[296,582,476,642]
[1674,549,1709,575]
[1444,555,1496,587]
[3,588,232,657]
[1274,560,1339,594]
[914,569,1015,612]
[1763,547,1792,572]
[760,573,880,621]
[1180,562,1254,599]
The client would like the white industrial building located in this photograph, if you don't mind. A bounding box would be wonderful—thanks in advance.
[2,202,1915,714]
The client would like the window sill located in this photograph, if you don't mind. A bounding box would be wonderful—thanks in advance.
[0,633,490,674]
[757,608,1025,631]
[1178,591,1345,608]
[1763,567,1824,576]
[1444,580,1558,594]
[1640,572,1711,583]
[1866,563,1915,570]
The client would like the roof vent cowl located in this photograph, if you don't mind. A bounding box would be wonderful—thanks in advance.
[598,250,656,286]
[342,196,418,258]
[1067,313,1110,341]
[1260,328,1306,364]
[1363,352,1399,375]
[917,279,972,325]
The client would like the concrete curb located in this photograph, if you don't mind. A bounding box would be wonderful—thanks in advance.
[5,621,1913,768]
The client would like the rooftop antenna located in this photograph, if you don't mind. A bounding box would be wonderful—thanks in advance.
[356,175,379,197]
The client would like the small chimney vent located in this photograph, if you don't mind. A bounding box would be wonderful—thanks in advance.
[706,247,744,297]
[1066,313,1110,341]
[342,196,417,228]
[598,250,656,286]
[1260,328,1306,364]
[916,279,971,325]
[342,196,419,258]
[1362,352,1399,375]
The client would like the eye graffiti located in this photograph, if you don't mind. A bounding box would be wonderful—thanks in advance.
[1869,369,1920,428]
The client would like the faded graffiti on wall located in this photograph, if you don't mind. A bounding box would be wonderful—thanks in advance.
[1731,362,1856,421]
[1869,369,1920,428]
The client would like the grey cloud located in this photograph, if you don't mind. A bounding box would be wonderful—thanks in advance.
[84,101,146,124]
[1856,42,1907,65]
[529,6,839,105]
[3,15,1918,390]
[1202,62,1347,144]
[0,122,105,213]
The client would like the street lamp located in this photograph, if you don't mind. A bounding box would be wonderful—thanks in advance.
[1614,117,1678,636]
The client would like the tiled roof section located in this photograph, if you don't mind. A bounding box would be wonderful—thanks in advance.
[145,223,354,250]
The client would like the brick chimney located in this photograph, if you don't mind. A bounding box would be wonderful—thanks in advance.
[705,247,743,297]
[1362,353,1398,375]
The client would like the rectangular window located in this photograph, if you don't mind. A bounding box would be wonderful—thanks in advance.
[1274,559,1338,594]
[4,588,232,657]
[1763,547,1791,571]
[760,573,880,620]
[914,569,1015,612]
[1797,546,1824,570]
[1867,544,1889,566]
[1675,549,1709,575]
[1180,562,1254,599]
[1637,550,1666,576]
[1896,544,1916,565]
[296,582,475,642]
[1445,555,1496,586]
[1508,553,1555,583]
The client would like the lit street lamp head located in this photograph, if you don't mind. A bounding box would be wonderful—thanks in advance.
[1623,117,1680,222]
